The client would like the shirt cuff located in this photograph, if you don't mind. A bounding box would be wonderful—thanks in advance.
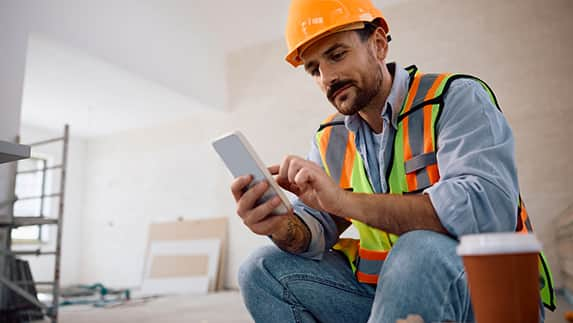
[293,208,326,260]
[424,181,478,239]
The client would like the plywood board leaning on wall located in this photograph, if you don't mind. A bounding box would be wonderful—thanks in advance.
[142,239,221,295]
[144,217,228,292]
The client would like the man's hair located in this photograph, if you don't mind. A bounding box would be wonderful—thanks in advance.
[355,22,379,42]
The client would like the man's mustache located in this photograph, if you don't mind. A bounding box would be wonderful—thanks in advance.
[327,80,354,101]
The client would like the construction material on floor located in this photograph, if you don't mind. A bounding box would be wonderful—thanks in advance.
[142,239,221,295]
[142,217,227,295]
[59,283,131,308]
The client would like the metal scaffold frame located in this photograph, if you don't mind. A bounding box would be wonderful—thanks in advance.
[0,125,69,322]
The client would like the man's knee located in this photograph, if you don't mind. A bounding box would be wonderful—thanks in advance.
[238,245,300,292]
[371,231,470,322]
[395,230,457,250]
[382,230,461,281]
[238,245,278,290]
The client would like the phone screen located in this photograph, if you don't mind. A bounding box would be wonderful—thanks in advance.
[212,131,291,214]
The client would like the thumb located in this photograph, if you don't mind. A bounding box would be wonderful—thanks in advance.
[268,164,280,175]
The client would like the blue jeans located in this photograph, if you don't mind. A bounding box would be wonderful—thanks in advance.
[238,230,473,322]
[239,230,546,322]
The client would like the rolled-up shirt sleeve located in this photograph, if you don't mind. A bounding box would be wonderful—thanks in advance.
[424,78,519,238]
[285,138,341,260]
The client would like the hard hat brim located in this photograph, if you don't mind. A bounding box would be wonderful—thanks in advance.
[285,19,389,67]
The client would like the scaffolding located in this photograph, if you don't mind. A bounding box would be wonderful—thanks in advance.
[0,125,69,322]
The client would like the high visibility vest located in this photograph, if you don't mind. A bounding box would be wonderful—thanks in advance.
[315,65,556,311]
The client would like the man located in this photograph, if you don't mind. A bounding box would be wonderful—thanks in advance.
[231,0,555,322]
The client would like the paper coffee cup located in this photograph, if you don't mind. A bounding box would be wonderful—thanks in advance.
[457,233,541,323]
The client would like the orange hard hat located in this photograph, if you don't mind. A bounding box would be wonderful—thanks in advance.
[285,0,390,67]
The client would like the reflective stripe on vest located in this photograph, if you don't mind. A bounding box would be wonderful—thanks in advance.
[317,114,395,282]
[355,246,389,284]
[404,73,446,191]
[316,65,556,310]
[390,70,449,195]
[516,195,556,311]
[316,113,356,189]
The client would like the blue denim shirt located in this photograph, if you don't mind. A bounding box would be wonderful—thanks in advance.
[292,64,519,259]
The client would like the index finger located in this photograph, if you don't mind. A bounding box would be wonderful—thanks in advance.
[268,164,280,175]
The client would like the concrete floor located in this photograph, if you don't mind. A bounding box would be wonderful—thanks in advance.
[547,294,573,323]
[50,291,571,323]
[57,291,251,323]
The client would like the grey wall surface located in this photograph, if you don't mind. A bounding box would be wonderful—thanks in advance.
[0,1,29,285]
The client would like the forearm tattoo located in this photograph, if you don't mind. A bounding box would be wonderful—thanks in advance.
[272,215,311,254]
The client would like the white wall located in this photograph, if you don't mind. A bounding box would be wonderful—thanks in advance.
[24,0,228,109]
[22,34,215,138]
[78,110,232,287]
[46,0,573,290]
[14,125,87,286]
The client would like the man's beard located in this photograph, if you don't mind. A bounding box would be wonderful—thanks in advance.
[328,62,384,116]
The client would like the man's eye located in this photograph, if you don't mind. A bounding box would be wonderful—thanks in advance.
[331,51,346,61]
[311,68,320,77]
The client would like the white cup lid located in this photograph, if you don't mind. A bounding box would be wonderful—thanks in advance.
[456,232,541,256]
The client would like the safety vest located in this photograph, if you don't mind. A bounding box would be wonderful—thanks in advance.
[315,65,556,311]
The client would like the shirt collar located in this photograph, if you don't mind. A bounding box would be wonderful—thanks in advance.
[345,62,410,132]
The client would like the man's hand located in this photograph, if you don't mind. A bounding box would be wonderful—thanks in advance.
[270,155,348,216]
[231,175,289,236]
[230,174,310,253]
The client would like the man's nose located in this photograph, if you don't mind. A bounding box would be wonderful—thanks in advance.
[320,65,339,89]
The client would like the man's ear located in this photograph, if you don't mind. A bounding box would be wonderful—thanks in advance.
[371,27,388,61]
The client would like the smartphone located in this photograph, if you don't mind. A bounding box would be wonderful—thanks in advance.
[212,131,292,215]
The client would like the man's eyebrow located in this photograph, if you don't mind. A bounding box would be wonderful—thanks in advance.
[323,43,348,57]
[304,43,349,72]
[304,61,317,73]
